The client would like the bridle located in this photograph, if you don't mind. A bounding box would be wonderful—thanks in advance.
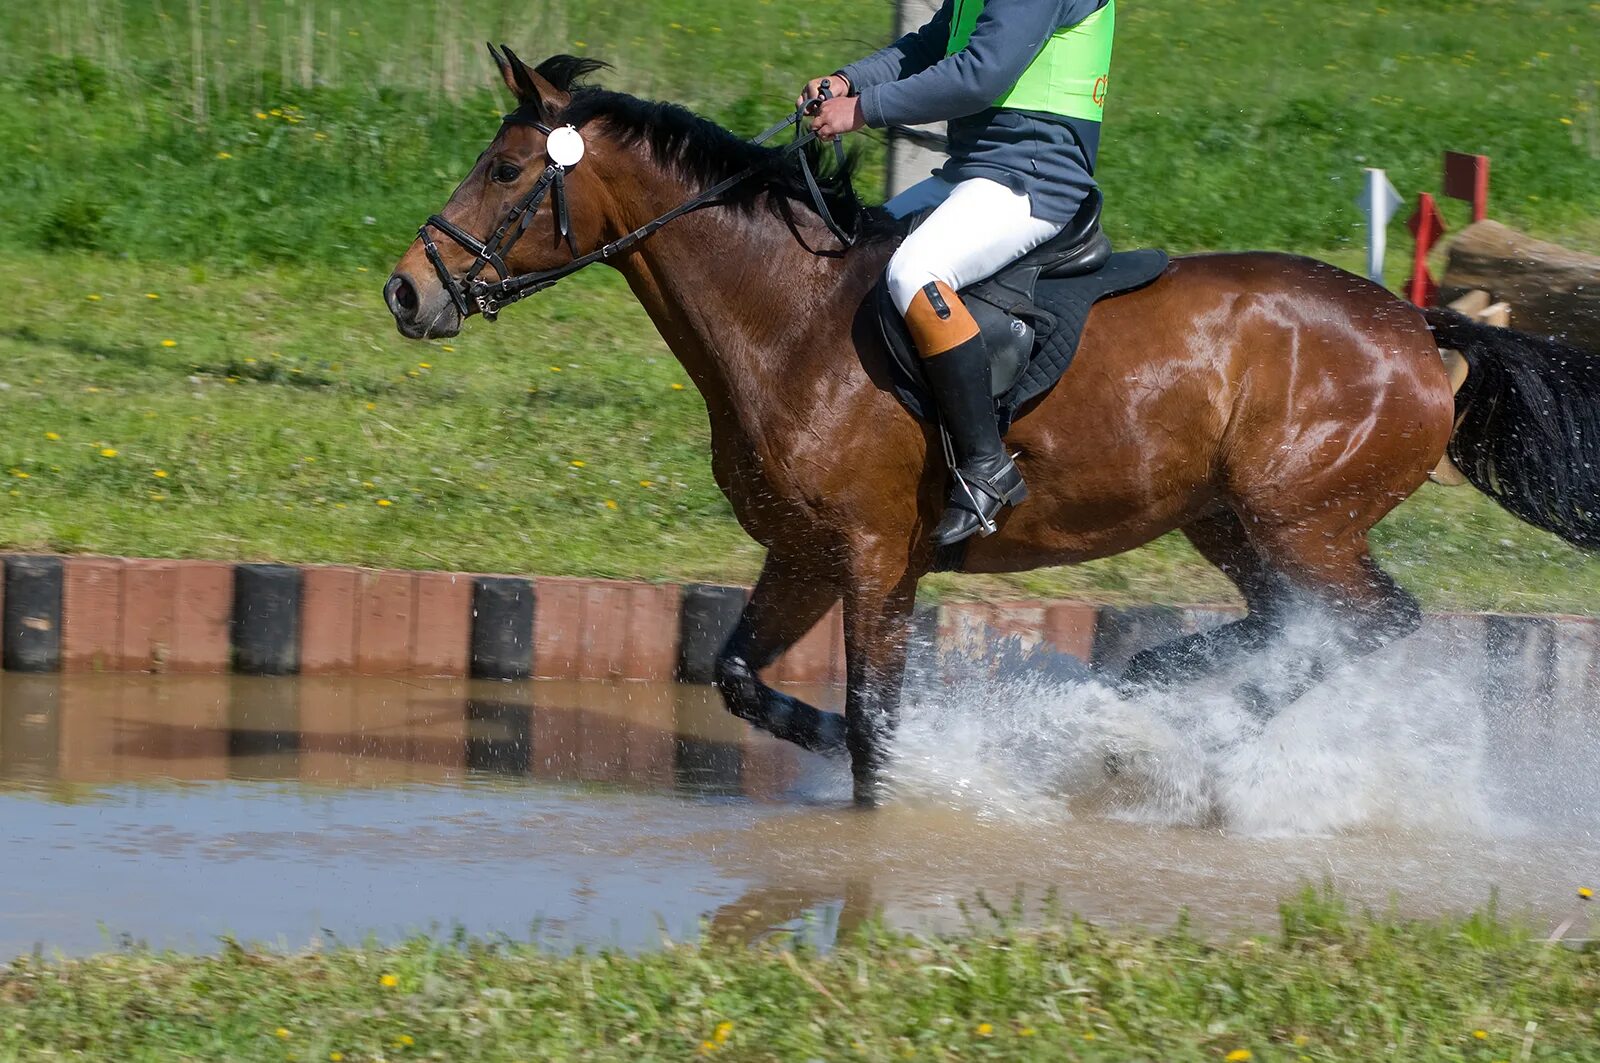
[416,88,857,322]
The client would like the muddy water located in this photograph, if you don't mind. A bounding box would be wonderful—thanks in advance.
[1,671,1596,956]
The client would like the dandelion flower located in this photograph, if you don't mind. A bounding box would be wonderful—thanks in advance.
[161,339,177,348]
[365,402,377,411]
[216,151,233,160]
[1473,1030,1488,1040]
[275,1027,291,1039]
[419,362,432,369]
[640,480,654,488]
[604,499,618,510]
[380,973,399,987]
[13,471,29,479]
[100,448,118,458]
[976,1023,993,1036]
[1560,117,1574,125]
[153,469,168,478]
[395,1034,414,1047]
[1226,1052,1253,1062]
[714,1022,733,1044]
[549,365,563,372]
[330,1054,343,1062]
[570,460,585,468]
[255,111,268,119]
[376,499,393,508]
[1581,887,1594,900]
[145,292,160,300]
[441,345,454,352]
[86,294,101,302]
[45,432,60,441]
[671,382,685,390]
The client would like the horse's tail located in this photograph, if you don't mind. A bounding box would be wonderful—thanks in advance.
[1424,307,1600,550]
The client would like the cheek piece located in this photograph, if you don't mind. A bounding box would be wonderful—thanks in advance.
[416,119,587,321]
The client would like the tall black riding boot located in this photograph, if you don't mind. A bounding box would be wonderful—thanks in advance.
[904,280,1027,547]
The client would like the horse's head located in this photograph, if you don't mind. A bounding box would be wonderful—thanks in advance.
[385,48,613,339]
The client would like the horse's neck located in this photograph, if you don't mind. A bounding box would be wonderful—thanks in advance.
[609,187,882,438]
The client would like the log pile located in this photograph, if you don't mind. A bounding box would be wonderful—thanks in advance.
[1440,220,1600,353]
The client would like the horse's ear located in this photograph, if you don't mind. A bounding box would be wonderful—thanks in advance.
[487,43,521,100]
[491,44,567,120]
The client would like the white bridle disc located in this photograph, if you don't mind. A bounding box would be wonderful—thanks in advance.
[547,125,586,168]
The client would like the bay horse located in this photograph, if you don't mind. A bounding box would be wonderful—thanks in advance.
[386,52,1600,805]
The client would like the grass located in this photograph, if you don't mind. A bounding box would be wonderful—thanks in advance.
[2,887,1598,1061]
[1,0,1598,609]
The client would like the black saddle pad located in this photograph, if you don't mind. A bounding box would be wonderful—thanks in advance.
[881,249,1170,427]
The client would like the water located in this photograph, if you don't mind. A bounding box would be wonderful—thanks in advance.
[2,644,1597,957]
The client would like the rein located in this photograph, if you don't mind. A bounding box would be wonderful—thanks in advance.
[418,98,857,322]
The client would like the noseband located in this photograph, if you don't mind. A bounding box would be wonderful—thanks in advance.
[417,100,856,322]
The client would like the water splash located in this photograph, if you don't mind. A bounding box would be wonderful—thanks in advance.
[886,613,1536,838]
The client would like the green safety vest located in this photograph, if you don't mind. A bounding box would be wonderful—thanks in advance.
[947,0,1115,123]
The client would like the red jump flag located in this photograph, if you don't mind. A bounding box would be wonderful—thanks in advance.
[1442,151,1491,223]
[1405,192,1447,306]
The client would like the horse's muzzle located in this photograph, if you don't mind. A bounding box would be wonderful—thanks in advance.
[385,271,463,340]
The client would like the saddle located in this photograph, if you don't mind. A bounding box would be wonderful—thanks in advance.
[876,189,1170,432]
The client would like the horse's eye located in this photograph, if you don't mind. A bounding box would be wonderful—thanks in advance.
[491,162,522,184]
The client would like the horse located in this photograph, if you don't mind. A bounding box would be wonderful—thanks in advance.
[385,51,1600,805]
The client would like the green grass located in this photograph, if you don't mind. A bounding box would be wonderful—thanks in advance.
[1,0,1598,609]
[2,888,1598,1061]
[2,0,1595,266]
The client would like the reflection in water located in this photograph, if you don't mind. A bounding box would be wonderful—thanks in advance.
[0,674,811,800]
[0,672,1596,958]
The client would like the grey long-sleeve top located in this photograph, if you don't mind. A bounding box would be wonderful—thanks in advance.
[838,0,1107,224]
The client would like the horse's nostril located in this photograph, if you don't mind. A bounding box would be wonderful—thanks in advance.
[385,273,419,316]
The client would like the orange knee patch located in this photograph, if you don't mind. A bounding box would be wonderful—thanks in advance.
[905,282,979,357]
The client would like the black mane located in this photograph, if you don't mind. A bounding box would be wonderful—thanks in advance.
[521,55,895,243]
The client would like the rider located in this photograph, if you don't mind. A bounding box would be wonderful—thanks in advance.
[802,0,1114,546]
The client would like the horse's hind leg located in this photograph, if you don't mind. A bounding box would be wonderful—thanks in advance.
[1119,508,1296,690]
[1118,507,1422,717]
[1231,520,1422,716]
[715,554,848,756]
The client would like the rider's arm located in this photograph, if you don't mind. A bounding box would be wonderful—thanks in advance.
[855,0,1102,129]
[835,3,955,96]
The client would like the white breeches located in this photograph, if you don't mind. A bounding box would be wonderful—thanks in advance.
[884,176,1064,315]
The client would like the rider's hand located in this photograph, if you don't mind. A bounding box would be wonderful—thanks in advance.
[795,73,852,111]
[809,95,866,140]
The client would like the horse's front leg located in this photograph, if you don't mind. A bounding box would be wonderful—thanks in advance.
[842,570,919,807]
[714,553,848,756]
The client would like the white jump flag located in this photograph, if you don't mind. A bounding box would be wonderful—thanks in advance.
[1357,168,1403,286]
